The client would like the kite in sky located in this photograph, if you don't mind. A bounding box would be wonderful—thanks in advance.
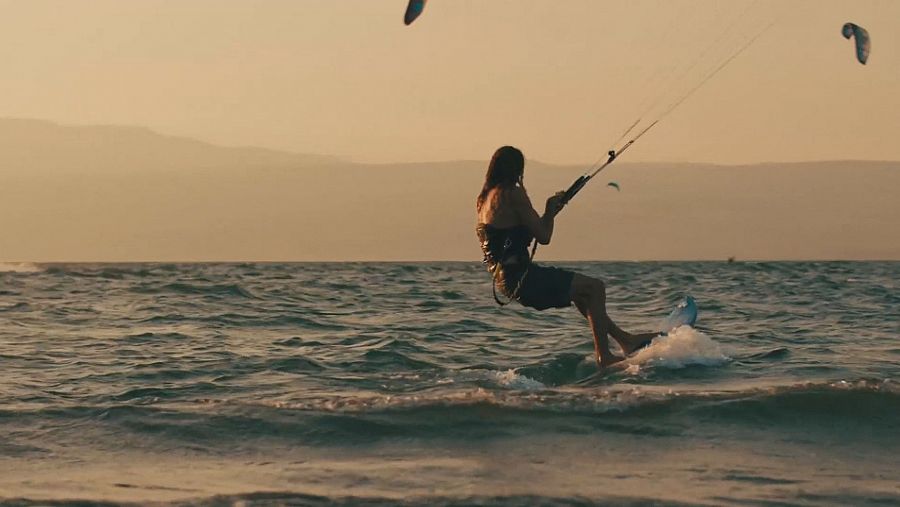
[404,0,427,26]
[842,22,871,65]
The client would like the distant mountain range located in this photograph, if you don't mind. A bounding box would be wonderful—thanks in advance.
[0,118,340,174]
[1,119,898,261]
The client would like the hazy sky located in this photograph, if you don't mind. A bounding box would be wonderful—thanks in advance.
[0,0,897,165]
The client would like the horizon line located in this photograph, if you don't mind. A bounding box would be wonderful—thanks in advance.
[5,259,900,265]
[4,116,900,169]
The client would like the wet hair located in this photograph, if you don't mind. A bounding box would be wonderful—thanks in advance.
[476,146,524,211]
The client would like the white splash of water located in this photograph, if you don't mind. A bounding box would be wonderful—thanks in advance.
[626,326,730,373]
[0,262,43,273]
[443,368,546,391]
[494,369,545,390]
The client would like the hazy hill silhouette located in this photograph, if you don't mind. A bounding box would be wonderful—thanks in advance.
[1,119,898,261]
[0,118,339,174]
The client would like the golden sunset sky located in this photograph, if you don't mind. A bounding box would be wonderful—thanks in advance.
[0,0,896,165]
[1,0,898,262]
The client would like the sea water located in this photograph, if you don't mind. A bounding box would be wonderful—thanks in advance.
[0,262,897,505]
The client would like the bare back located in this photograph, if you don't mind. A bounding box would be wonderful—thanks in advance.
[477,185,555,245]
[477,187,522,228]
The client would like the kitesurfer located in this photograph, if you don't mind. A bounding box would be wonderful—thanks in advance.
[476,146,658,368]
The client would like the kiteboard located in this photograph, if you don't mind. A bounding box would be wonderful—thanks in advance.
[574,296,700,380]
[659,295,698,334]
[627,295,699,357]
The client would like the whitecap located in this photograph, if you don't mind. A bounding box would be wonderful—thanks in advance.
[443,368,546,391]
[626,326,730,371]
[0,262,43,273]
[494,369,546,390]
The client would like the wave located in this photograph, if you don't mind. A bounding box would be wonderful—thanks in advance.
[0,301,30,312]
[120,331,193,343]
[357,349,439,372]
[132,282,258,299]
[1,379,895,452]
[444,368,547,390]
[43,263,182,278]
[135,312,347,330]
[256,378,898,415]
[0,262,43,273]
[2,492,693,507]
[508,354,587,386]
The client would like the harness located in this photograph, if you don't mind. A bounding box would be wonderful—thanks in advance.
[479,226,537,306]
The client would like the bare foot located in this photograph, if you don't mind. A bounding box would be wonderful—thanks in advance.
[622,332,659,355]
[597,354,625,368]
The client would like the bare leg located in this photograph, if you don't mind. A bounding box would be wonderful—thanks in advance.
[572,275,658,356]
[571,274,621,368]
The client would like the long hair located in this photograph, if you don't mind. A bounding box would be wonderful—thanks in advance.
[476,146,524,211]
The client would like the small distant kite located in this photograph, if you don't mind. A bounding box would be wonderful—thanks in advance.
[842,22,870,65]
[404,0,427,26]
[607,181,620,192]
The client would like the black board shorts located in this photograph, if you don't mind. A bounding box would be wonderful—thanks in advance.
[499,264,574,311]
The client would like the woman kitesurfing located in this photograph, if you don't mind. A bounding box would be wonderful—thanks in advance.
[472,9,771,367]
[476,146,658,368]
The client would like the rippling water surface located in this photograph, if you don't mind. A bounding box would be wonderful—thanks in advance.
[1,262,898,505]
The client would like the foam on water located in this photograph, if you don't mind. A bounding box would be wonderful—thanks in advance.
[493,369,546,390]
[0,262,43,273]
[442,368,547,390]
[625,325,730,374]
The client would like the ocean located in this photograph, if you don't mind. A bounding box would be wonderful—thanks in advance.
[0,261,897,506]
